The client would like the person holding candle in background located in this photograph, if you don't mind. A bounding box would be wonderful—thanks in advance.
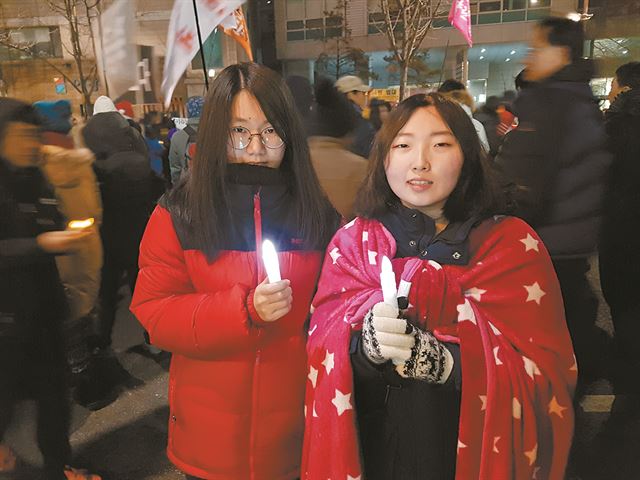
[302,93,576,480]
[130,63,339,480]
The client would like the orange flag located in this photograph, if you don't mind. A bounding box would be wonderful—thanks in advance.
[220,8,253,61]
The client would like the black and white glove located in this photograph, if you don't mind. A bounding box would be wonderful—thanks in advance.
[362,302,454,384]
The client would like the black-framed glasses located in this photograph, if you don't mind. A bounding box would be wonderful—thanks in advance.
[229,126,285,150]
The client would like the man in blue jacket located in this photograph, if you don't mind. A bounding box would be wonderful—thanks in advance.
[496,17,611,393]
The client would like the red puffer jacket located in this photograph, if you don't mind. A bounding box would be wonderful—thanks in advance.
[131,196,323,479]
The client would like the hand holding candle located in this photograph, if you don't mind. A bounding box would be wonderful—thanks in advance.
[262,239,281,283]
[253,239,292,322]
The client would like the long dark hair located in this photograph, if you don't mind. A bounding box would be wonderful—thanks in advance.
[166,63,339,257]
[369,98,391,131]
[355,93,507,222]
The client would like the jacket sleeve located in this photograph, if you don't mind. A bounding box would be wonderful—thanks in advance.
[130,206,255,359]
[0,238,53,268]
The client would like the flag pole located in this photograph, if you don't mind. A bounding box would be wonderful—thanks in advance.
[192,0,209,90]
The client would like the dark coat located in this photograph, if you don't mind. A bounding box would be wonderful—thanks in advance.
[349,103,376,159]
[496,60,611,259]
[82,112,159,264]
[599,89,640,311]
[0,160,67,343]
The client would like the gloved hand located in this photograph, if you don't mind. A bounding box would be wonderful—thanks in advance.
[362,302,454,384]
[362,302,413,365]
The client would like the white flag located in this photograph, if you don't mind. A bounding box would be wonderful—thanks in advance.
[162,0,246,107]
[93,0,138,99]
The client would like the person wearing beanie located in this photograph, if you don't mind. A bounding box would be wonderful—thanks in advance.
[308,77,368,219]
[335,75,376,158]
[168,95,203,185]
[0,97,100,480]
[34,99,115,411]
[92,95,118,114]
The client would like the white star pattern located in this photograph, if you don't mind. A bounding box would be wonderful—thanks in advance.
[457,440,467,453]
[524,282,546,305]
[313,402,318,417]
[489,322,502,335]
[523,356,542,380]
[347,476,361,480]
[520,233,540,252]
[332,389,353,416]
[513,397,522,419]
[465,287,487,302]
[525,444,538,466]
[308,324,317,336]
[368,250,378,265]
[304,405,307,418]
[322,350,335,375]
[493,346,503,365]
[330,247,342,264]
[428,260,443,270]
[341,287,346,293]
[479,395,487,411]
[343,219,356,229]
[362,231,368,242]
[493,436,501,453]
[308,366,318,388]
[548,396,567,418]
[457,299,477,324]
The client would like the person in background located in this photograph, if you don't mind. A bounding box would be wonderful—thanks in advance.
[308,77,368,220]
[168,96,203,185]
[83,96,160,392]
[473,95,502,157]
[33,100,115,411]
[115,101,142,134]
[335,75,376,158]
[438,79,490,153]
[286,75,314,132]
[599,61,640,395]
[302,93,575,480]
[131,63,340,480]
[369,98,392,131]
[0,98,100,480]
[496,17,611,393]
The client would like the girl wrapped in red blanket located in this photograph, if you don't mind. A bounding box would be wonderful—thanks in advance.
[302,93,576,480]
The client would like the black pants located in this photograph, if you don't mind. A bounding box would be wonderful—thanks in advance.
[93,251,139,349]
[552,258,602,386]
[0,336,71,480]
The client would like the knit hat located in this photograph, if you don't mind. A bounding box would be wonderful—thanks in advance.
[33,100,73,134]
[116,101,134,119]
[93,95,117,114]
[186,96,204,119]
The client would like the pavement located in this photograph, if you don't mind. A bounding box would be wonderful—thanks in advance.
[3,257,640,479]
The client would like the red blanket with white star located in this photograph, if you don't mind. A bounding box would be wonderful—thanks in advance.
[302,216,576,480]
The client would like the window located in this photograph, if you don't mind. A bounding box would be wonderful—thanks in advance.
[0,27,62,61]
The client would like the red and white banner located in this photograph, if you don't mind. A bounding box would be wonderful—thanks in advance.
[220,8,253,61]
[162,0,245,107]
[449,0,473,47]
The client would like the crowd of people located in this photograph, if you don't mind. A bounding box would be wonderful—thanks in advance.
[1,14,639,480]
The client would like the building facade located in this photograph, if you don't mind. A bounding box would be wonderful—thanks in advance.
[0,0,250,115]
[275,0,639,103]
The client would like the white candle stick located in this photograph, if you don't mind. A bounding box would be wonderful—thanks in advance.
[380,255,398,308]
[262,239,281,283]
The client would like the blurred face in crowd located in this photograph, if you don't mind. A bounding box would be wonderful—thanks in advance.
[347,90,368,109]
[227,89,285,169]
[379,104,392,124]
[608,76,631,103]
[524,26,571,82]
[385,106,464,219]
[0,122,42,168]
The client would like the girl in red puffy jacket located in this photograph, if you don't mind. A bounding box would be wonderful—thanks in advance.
[130,63,340,480]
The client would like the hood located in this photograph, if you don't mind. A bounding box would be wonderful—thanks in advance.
[40,145,95,188]
[608,88,640,117]
[33,100,72,134]
[93,95,118,114]
[82,111,141,159]
[545,58,595,85]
